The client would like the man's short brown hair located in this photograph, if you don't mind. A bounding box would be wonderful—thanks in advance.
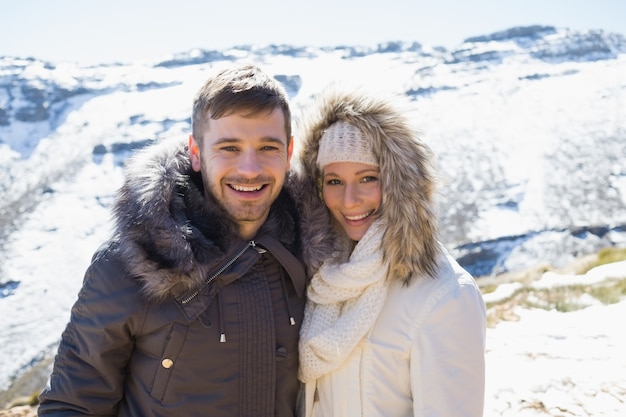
[192,63,292,147]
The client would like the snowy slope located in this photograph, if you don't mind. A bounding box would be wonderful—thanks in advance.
[1,26,626,406]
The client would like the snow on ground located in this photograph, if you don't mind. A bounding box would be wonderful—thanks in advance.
[485,297,626,416]
[483,262,626,416]
[0,159,122,392]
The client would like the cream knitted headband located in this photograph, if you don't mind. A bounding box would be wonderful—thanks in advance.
[316,121,378,170]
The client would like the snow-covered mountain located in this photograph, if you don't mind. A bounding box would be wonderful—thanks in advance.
[1,25,625,395]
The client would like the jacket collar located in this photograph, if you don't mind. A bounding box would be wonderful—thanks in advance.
[172,235,306,322]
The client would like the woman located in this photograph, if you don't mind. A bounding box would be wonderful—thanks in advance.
[295,85,487,417]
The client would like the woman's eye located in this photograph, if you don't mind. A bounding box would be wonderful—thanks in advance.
[325,179,342,186]
[362,175,379,183]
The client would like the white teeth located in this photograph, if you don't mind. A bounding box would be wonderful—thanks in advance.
[345,211,373,221]
[231,184,262,192]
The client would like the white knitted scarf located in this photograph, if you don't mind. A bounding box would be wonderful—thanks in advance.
[299,220,389,383]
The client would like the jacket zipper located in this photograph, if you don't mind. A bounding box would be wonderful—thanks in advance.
[180,240,264,304]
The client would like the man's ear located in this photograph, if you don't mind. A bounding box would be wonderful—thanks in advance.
[286,136,294,170]
[189,135,201,172]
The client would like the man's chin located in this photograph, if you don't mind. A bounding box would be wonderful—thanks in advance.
[229,206,270,224]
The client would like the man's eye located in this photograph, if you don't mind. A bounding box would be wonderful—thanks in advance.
[261,145,279,151]
[221,146,238,152]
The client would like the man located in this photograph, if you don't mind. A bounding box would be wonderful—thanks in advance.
[38,63,306,417]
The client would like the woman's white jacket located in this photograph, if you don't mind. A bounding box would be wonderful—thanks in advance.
[301,247,486,417]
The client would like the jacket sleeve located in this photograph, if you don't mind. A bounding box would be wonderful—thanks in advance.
[410,277,487,417]
[38,246,144,416]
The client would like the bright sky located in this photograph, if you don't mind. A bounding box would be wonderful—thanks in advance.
[1,0,625,64]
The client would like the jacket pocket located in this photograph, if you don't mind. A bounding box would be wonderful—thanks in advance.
[150,322,190,402]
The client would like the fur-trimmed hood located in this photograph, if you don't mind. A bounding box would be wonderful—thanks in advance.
[111,136,302,301]
[294,84,441,284]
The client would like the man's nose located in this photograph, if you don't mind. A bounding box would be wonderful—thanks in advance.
[238,150,263,176]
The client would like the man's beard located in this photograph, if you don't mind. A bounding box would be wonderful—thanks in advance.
[201,170,276,224]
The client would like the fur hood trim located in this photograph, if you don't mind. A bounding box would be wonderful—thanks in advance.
[112,136,300,301]
[295,84,441,284]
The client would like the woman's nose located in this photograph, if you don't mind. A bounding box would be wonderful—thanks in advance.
[342,184,362,208]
